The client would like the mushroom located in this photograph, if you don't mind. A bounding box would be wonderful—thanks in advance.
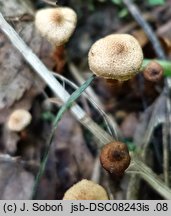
[100,141,131,177]
[63,179,108,200]
[143,61,163,82]
[88,34,143,81]
[35,7,77,46]
[7,109,32,132]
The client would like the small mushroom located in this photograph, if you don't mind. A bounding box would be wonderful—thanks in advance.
[35,7,77,46]
[63,179,108,200]
[7,109,32,132]
[88,34,143,81]
[100,141,131,177]
[143,61,163,82]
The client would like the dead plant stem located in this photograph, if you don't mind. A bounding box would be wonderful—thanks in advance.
[123,0,171,199]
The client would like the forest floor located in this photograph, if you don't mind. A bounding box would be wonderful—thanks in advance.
[0,0,171,200]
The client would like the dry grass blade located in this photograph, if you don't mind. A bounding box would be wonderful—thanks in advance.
[122,0,171,199]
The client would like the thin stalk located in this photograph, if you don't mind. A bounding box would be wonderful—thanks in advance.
[91,155,101,183]
[68,63,121,139]
[0,12,114,145]
[131,157,171,200]
[32,75,95,199]
[123,0,166,59]
[53,72,118,139]
[122,0,171,200]
[162,99,170,186]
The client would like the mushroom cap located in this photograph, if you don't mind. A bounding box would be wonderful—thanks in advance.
[35,7,77,46]
[143,61,163,82]
[63,179,108,200]
[100,141,131,176]
[88,34,143,81]
[7,109,32,132]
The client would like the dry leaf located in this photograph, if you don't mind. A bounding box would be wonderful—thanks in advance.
[0,0,54,110]
[0,160,34,199]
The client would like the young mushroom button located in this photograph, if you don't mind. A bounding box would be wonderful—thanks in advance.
[35,7,77,46]
[88,34,143,81]
[7,109,32,132]
[143,61,163,82]
[63,179,108,200]
[100,141,131,177]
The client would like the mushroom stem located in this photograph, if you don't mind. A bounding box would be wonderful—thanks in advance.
[142,59,171,77]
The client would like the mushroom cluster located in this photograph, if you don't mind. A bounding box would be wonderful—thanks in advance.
[88,34,143,81]
[63,179,108,200]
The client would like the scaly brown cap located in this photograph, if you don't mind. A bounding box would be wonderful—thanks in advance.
[100,141,131,176]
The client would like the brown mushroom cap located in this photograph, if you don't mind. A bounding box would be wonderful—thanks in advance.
[100,141,131,176]
[88,34,143,81]
[7,109,32,132]
[35,7,77,46]
[63,179,108,200]
[143,61,163,82]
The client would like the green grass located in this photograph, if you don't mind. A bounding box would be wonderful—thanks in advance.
[32,74,95,199]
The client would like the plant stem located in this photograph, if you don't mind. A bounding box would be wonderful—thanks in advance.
[32,75,95,199]
[0,12,113,145]
[123,0,166,59]
[131,156,171,200]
